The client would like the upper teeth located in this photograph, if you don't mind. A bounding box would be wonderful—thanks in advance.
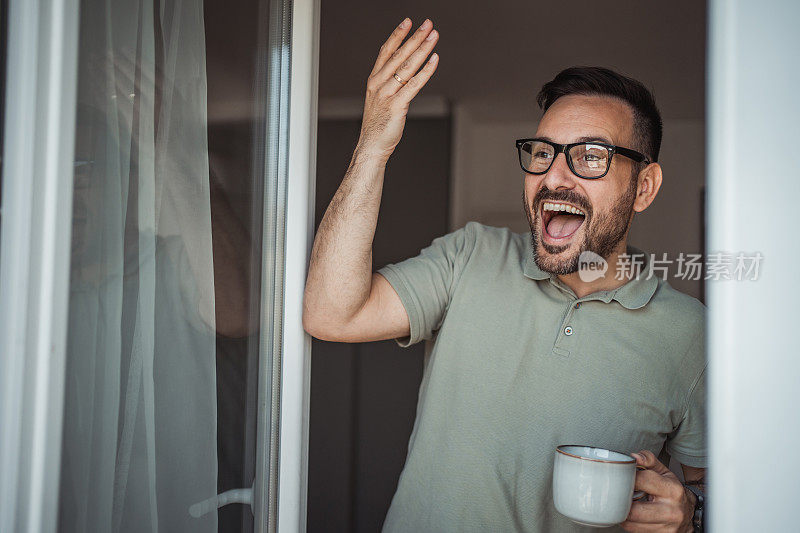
[542,202,585,216]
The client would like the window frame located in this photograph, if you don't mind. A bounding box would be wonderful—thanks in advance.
[0,0,318,531]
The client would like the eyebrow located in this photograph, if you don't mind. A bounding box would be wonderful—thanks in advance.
[533,135,614,145]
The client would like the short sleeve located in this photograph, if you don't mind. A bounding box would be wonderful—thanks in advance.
[377,223,476,348]
[665,363,707,468]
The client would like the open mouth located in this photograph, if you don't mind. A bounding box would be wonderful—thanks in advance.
[540,201,587,242]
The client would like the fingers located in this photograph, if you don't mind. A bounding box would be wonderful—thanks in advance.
[623,454,691,532]
[365,18,440,105]
[396,52,439,101]
[632,450,682,498]
[392,28,438,86]
[375,19,435,83]
[631,450,671,475]
[634,468,683,500]
[370,18,413,77]
[626,500,683,524]
[619,518,671,532]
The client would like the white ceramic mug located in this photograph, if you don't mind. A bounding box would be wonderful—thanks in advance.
[553,445,646,528]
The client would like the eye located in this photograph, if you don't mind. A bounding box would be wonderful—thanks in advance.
[534,150,552,159]
[575,145,608,164]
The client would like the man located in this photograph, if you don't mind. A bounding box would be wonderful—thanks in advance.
[303,17,706,533]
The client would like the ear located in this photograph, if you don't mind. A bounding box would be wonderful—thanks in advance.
[633,162,663,213]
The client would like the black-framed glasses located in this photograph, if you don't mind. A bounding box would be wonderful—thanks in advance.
[515,138,651,179]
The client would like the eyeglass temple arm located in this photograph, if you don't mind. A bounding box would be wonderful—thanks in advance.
[614,146,650,164]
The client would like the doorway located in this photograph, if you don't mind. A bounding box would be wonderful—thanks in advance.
[309,112,451,532]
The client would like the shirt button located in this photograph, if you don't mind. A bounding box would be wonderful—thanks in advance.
[575,303,581,309]
[564,326,573,336]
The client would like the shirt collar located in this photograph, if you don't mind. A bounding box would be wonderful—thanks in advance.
[522,235,658,310]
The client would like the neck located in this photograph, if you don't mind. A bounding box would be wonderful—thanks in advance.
[556,241,634,299]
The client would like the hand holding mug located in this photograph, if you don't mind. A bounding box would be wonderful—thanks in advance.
[620,450,696,533]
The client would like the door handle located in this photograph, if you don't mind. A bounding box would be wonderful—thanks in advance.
[189,483,254,518]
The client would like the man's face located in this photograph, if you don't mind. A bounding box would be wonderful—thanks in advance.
[523,94,640,275]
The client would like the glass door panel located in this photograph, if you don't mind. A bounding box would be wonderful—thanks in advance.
[56,0,288,531]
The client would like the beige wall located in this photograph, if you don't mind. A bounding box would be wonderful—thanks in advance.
[449,99,705,299]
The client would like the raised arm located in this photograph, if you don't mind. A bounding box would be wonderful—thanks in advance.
[302,18,439,342]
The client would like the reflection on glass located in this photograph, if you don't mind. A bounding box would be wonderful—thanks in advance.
[59,0,268,531]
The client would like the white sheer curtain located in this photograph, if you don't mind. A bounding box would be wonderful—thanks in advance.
[59,0,218,531]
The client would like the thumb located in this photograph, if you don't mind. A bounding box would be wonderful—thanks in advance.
[631,449,671,475]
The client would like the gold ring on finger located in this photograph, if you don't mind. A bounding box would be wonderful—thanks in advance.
[393,73,408,85]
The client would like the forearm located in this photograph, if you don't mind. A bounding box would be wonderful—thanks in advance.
[303,148,387,327]
[303,16,439,333]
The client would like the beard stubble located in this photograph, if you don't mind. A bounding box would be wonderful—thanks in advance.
[524,176,638,275]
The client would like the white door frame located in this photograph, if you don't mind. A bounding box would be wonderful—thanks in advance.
[0,0,80,531]
[707,0,800,530]
[276,0,319,531]
[253,0,319,530]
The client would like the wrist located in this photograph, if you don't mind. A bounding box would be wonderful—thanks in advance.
[352,143,391,167]
[683,491,696,532]
[683,483,705,533]
[676,487,695,532]
[685,486,697,508]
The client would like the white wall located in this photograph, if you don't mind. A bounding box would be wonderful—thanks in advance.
[707,1,800,530]
[449,99,705,299]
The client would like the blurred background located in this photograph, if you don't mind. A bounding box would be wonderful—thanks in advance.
[310,1,706,531]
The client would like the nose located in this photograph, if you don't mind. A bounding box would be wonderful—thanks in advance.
[541,152,577,191]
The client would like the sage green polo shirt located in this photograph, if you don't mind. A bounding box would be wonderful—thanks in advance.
[376,222,706,533]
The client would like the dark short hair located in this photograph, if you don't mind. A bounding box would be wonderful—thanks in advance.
[536,66,663,163]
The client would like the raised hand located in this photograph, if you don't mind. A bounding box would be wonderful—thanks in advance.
[356,18,440,163]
